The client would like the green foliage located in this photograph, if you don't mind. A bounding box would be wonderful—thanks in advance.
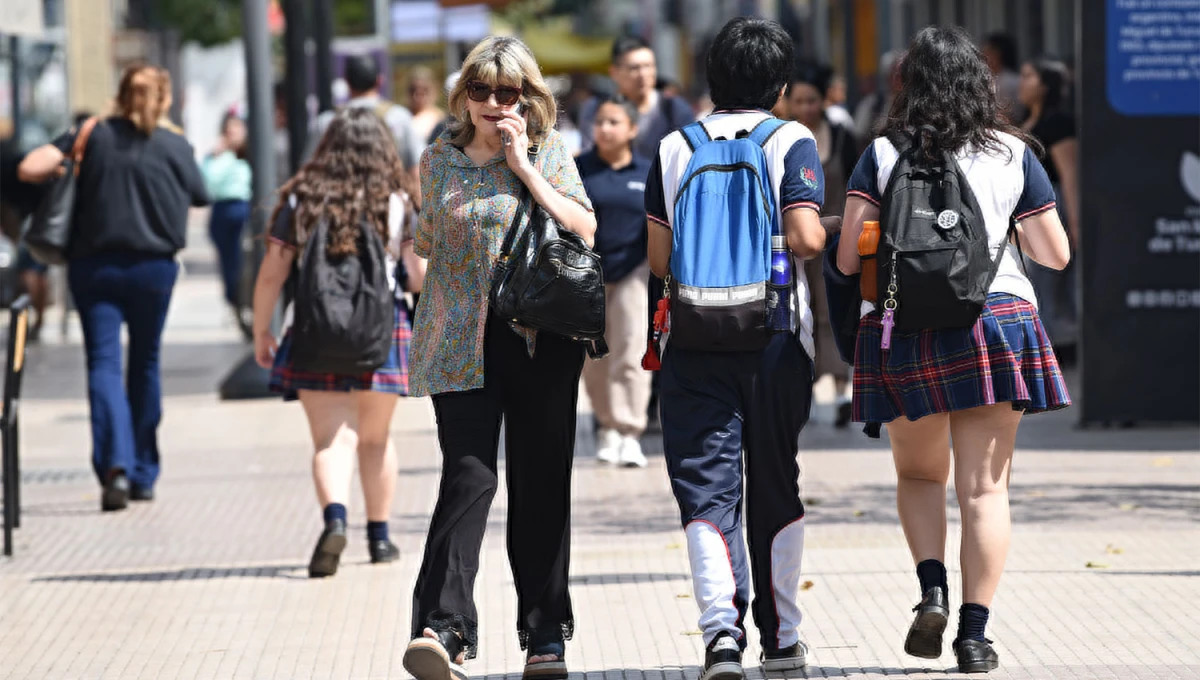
[153,0,243,47]
[334,0,374,37]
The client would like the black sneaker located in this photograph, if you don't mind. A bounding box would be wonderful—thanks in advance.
[522,627,567,680]
[904,586,949,659]
[953,638,999,673]
[307,519,347,578]
[369,540,400,564]
[701,633,743,680]
[762,640,808,673]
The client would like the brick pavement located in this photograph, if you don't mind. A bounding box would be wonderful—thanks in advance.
[0,235,1197,679]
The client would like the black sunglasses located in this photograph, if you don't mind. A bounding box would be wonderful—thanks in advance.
[465,80,523,106]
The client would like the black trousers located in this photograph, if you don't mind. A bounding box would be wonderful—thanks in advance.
[412,314,585,657]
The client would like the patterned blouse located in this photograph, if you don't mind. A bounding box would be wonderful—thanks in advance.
[410,128,593,397]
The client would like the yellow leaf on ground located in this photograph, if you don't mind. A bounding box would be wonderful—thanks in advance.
[676,593,691,599]
[1026,490,1047,498]
[683,630,703,636]
[1086,561,1110,569]
[800,580,815,591]
[1152,457,1175,467]
[1105,544,1125,555]
[1118,503,1139,511]
[665,543,682,550]
[853,510,866,517]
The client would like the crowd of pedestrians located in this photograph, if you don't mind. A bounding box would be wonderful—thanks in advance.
[5,15,1079,680]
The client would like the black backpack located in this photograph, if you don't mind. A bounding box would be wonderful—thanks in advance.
[877,133,1007,332]
[291,215,393,374]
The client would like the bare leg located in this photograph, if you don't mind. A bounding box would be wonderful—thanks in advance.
[949,404,1022,607]
[355,390,399,522]
[298,390,358,509]
[887,414,952,564]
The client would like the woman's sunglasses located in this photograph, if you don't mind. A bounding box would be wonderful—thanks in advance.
[465,80,522,106]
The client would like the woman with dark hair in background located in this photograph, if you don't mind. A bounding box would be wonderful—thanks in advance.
[839,27,1071,673]
[787,63,857,426]
[202,112,252,315]
[1018,57,1079,357]
[18,64,209,511]
[252,107,422,578]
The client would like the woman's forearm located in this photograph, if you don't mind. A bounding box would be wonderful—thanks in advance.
[517,167,597,247]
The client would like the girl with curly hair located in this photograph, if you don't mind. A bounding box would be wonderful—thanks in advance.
[252,106,424,578]
[838,27,1071,673]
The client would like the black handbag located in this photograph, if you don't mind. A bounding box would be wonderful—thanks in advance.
[489,183,608,359]
[25,117,99,265]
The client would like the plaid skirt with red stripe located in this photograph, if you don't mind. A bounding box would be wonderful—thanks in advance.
[852,293,1070,424]
[269,298,412,400]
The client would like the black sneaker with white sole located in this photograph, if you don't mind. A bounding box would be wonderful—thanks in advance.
[701,633,743,680]
[403,630,468,680]
[761,640,808,673]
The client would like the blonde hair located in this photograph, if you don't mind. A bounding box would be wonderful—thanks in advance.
[114,64,174,135]
[446,37,557,148]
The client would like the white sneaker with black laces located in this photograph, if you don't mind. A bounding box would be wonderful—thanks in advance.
[701,633,744,680]
[595,428,621,464]
[617,435,648,468]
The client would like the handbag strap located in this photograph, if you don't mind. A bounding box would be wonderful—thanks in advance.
[497,148,542,259]
[70,117,100,177]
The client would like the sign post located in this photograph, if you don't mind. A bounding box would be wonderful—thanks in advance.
[1078,0,1200,424]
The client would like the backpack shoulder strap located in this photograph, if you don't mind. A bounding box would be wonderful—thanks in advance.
[679,122,710,152]
[747,117,787,148]
[71,117,100,175]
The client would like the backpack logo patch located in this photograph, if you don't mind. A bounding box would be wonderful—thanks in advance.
[936,210,960,230]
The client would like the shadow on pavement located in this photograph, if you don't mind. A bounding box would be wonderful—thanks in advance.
[568,572,688,586]
[32,563,308,583]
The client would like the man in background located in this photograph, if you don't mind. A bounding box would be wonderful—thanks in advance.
[578,35,695,159]
[305,55,421,185]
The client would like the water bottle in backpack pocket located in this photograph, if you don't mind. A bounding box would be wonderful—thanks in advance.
[667,118,793,352]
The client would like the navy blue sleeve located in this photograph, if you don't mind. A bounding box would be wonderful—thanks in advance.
[846,142,881,205]
[780,137,825,213]
[1015,146,1058,220]
[644,147,669,228]
[51,129,76,154]
[269,197,296,246]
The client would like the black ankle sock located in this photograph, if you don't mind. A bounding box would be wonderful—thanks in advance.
[957,603,990,642]
[323,503,347,525]
[916,559,948,595]
[367,520,389,543]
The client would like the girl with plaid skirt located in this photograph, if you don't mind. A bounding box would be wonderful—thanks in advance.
[836,28,1072,674]
[251,108,424,578]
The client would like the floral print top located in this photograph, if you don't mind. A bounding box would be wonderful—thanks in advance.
[410,128,593,396]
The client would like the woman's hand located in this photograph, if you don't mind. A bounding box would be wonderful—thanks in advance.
[497,110,532,176]
[254,331,278,369]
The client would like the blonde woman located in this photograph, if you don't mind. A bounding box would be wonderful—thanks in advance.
[402,36,595,680]
[18,64,209,511]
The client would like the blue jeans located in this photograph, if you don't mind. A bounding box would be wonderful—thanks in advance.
[208,199,249,307]
[69,253,178,489]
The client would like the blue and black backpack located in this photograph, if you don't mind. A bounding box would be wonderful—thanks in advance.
[668,117,791,352]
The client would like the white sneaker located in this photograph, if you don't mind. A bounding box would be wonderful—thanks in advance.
[617,435,648,468]
[596,428,621,464]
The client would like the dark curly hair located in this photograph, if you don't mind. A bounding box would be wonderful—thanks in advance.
[271,107,415,257]
[881,26,1036,162]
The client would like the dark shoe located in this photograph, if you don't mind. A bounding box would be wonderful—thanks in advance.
[523,627,567,680]
[953,638,999,674]
[368,540,399,564]
[702,632,743,680]
[101,472,130,512]
[403,630,467,680]
[129,486,155,502]
[761,640,808,673]
[905,586,949,659]
[307,519,347,578]
[835,401,852,429]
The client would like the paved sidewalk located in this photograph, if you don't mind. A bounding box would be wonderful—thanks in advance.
[0,235,1197,680]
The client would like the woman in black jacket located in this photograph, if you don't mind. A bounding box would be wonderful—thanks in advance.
[19,64,209,512]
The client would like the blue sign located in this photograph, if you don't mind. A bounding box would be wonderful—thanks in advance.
[1106,0,1200,116]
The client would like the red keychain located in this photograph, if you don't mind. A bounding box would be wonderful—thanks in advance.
[641,278,671,371]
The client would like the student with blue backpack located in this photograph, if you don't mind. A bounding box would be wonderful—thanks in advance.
[644,18,829,679]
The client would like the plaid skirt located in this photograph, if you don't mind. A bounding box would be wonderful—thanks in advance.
[852,293,1070,424]
[269,298,412,400]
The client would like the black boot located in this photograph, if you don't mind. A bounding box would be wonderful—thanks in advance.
[307,518,347,578]
[904,585,949,659]
[953,638,999,673]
